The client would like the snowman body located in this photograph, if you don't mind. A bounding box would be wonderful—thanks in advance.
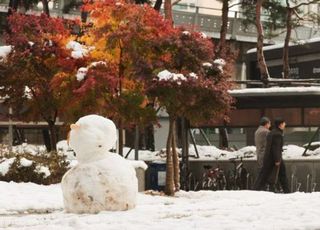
[61,115,138,213]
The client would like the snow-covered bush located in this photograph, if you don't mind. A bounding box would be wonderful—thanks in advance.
[0,151,70,185]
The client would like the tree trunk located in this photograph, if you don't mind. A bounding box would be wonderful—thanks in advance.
[135,0,147,3]
[48,120,57,151]
[118,45,124,156]
[134,125,139,160]
[8,0,19,15]
[164,0,173,23]
[41,0,50,16]
[255,0,270,85]
[118,120,124,156]
[165,117,175,196]
[282,6,293,79]
[216,0,229,58]
[154,0,162,11]
[218,127,229,149]
[171,120,180,191]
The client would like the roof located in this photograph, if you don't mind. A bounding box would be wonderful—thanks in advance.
[229,87,320,109]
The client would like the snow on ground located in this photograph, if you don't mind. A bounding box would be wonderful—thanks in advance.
[0,139,319,178]
[125,144,320,162]
[0,181,320,229]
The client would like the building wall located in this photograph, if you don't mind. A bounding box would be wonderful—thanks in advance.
[172,0,241,16]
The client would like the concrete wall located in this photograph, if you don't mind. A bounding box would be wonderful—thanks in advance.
[188,159,320,193]
[136,168,146,192]
[144,159,320,193]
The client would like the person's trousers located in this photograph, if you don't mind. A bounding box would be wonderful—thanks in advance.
[253,161,290,193]
[278,161,290,193]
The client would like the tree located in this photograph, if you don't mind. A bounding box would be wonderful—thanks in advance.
[242,0,320,80]
[0,13,82,151]
[241,0,287,84]
[215,0,242,58]
[164,0,173,22]
[255,0,270,85]
[148,29,233,196]
[65,0,174,156]
[282,0,320,78]
[154,0,182,11]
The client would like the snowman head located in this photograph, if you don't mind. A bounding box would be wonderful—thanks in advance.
[68,114,117,163]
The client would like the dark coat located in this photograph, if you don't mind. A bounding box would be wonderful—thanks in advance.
[262,127,283,171]
[253,127,289,192]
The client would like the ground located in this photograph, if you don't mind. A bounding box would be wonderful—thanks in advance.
[0,181,320,229]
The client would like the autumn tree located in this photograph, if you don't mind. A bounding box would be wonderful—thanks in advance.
[0,13,83,151]
[148,29,233,196]
[62,0,175,156]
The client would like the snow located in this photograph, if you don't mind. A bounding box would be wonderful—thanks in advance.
[90,61,107,67]
[12,143,46,156]
[213,58,226,66]
[189,72,198,79]
[230,86,320,96]
[200,32,207,38]
[76,67,88,81]
[36,1,54,10]
[213,58,225,72]
[19,157,33,167]
[24,86,32,99]
[123,143,320,162]
[76,62,107,81]
[303,141,320,147]
[129,160,148,170]
[35,165,51,178]
[1,181,320,229]
[5,140,320,164]
[157,70,199,82]
[62,115,137,213]
[182,31,190,36]
[202,62,213,67]
[0,45,12,59]
[56,140,76,160]
[66,41,88,59]
[0,157,15,176]
[247,37,320,54]
[68,115,117,163]
[157,70,187,82]
[0,182,62,215]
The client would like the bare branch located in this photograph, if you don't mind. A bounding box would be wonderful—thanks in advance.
[293,9,304,20]
[172,0,182,5]
[228,2,242,9]
[294,0,320,9]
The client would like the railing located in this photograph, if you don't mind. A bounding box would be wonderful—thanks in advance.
[1,1,320,43]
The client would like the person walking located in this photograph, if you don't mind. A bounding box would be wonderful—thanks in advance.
[253,118,290,193]
[255,117,271,171]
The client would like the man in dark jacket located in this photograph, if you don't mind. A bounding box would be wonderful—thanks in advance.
[253,118,290,193]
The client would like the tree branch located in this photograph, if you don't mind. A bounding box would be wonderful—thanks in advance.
[172,0,182,5]
[294,0,320,9]
[228,2,242,9]
[293,9,304,20]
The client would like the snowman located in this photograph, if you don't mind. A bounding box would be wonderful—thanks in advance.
[61,114,138,213]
